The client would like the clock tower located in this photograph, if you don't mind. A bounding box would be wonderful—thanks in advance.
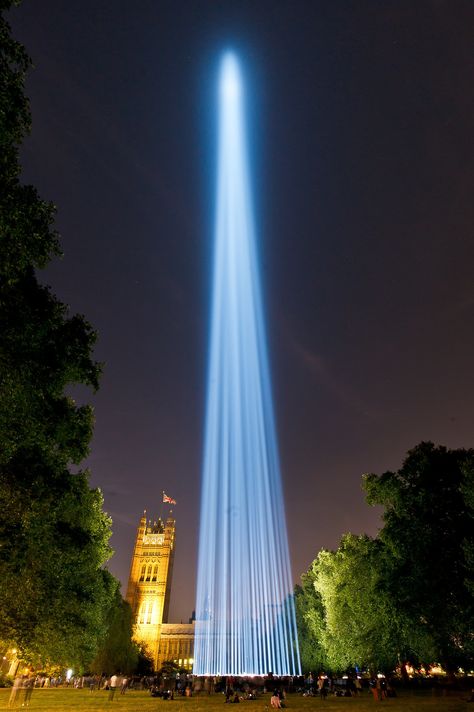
[126,513,175,667]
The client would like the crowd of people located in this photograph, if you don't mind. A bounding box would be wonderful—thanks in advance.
[147,672,396,702]
[7,669,399,706]
[301,672,397,700]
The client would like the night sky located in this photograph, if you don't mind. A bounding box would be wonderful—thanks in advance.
[10,1,474,622]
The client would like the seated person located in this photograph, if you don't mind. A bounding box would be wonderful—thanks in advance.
[270,693,282,708]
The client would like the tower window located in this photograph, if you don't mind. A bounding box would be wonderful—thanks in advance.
[147,602,154,625]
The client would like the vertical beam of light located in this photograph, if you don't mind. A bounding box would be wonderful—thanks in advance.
[194,51,301,677]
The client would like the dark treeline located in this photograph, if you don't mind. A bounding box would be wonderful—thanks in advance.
[0,1,145,674]
[295,442,474,676]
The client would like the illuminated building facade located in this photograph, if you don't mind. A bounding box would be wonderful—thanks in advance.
[126,512,194,671]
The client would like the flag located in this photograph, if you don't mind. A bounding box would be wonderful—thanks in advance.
[163,492,177,505]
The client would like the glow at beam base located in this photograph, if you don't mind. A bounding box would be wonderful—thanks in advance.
[194,51,301,677]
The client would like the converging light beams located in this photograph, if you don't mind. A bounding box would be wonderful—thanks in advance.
[194,52,301,677]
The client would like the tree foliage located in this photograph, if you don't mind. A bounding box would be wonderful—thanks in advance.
[159,660,187,677]
[91,587,139,675]
[316,534,435,672]
[364,442,474,672]
[0,1,117,669]
[294,571,327,673]
[0,1,60,279]
[296,443,474,674]
[0,459,115,669]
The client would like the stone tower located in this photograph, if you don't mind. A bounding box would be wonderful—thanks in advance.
[126,513,176,667]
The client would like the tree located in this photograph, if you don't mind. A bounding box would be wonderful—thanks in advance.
[135,644,154,676]
[297,533,437,674]
[91,586,139,676]
[294,571,328,673]
[316,534,434,673]
[460,459,474,598]
[159,660,186,677]
[364,442,474,672]
[0,1,116,669]
[0,461,115,669]
[0,0,60,293]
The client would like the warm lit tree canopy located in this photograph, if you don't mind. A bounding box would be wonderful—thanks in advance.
[294,569,327,673]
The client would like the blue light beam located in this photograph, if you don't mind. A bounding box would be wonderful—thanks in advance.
[194,52,301,677]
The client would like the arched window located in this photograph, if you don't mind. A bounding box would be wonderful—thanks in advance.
[139,565,146,581]
[147,602,154,625]
[152,564,158,581]
[145,565,152,581]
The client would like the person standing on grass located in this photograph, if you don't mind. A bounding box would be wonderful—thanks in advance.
[108,673,118,700]
[317,676,327,699]
[23,676,34,707]
[8,674,22,707]
[369,678,379,701]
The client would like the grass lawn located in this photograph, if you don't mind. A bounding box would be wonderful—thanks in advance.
[0,688,470,712]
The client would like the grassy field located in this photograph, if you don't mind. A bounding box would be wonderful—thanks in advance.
[0,688,470,712]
